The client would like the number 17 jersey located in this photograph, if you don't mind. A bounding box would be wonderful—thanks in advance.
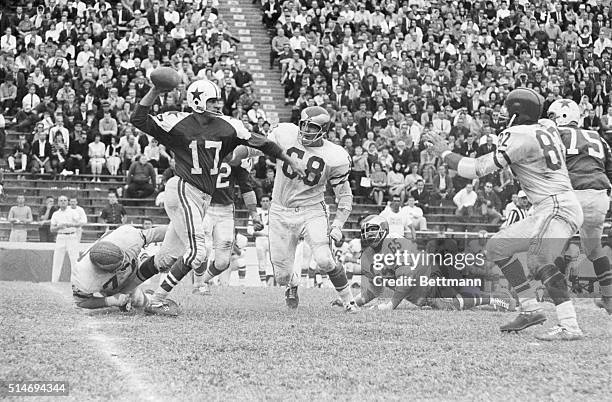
[494,122,573,204]
[268,123,351,208]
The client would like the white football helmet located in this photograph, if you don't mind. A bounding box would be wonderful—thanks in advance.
[187,79,221,114]
[298,106,331,146]
[547,99,580,127]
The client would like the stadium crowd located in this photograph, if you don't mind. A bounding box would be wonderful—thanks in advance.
[261,0,612,223]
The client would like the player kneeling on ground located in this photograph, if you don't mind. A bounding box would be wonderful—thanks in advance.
[336,215,516,312]
[71,224,168,311]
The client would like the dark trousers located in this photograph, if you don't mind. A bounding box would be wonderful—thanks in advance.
[38,225,55,242]
[126,182,155,199]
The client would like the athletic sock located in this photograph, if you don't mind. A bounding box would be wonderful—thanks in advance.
[556,300,580,331]
[593,256,612,297]
[499,258,540,313]
[151,259,192,304]
[238,266,246,280]
[193,260,207,287]
[201,261,224,283]
[259,269,267,283]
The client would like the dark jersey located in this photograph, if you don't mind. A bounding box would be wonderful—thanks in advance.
[211,158,254,205]
[558,126,612,191]
[131,105,283,195]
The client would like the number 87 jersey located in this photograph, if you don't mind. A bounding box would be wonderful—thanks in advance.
[268,123,351,208]
[494,121,574,204]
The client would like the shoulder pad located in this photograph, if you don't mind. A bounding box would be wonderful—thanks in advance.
[218,115,251,140]
[151,111,190,133]
[324,141,351,167]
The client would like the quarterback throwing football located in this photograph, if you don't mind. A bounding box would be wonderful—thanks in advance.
[267,106,358,311]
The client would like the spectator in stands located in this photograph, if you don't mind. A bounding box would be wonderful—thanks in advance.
[410,179,431,214]
[370,162,387,206]
[351,145,369,196]
[106,136,122,176]
[143,138,169,172]
[66,127,88,175]
[15,85,41,131]
[120,134,139,170]
[432,165,454,204]
[126,155,156,199]
[100,190,126,228]
[481,201,503,226]
[380,195,415,239]
[69,197,88,243]
[98,108,118,145]
[30,128,53,175]
[454,183,478,220]
[50,131,68,176]
[7,133,30,173]
[38,196,58,243]
[50,195,83,282]
[477,182,502,215]
[388,162,406,201]
[88,133,106,182]
[401,196,427,232]
[0,76,17,114]
[8,195,33,242]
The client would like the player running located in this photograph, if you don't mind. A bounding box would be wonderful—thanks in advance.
[131,79,305,316]
[266,106,358,311]
[71,224,167,311]
[425,88,585,341]
[192,154,263,295]
[548,99,612,314]
[333,215,516,312]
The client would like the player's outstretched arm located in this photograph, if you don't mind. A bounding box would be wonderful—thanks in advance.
[240,132,306,177]
[424,132,503,179]
[73,289,128,310]
[329,180,353,242]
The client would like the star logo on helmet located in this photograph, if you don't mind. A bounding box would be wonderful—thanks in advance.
[191,89,203,101]
[559,100,572,108]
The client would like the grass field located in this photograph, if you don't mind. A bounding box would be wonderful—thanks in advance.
[1,280,611,401]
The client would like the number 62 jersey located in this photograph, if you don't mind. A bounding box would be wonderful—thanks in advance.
[268,123,351,208]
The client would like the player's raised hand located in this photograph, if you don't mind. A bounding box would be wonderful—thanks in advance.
[422,132,451,156]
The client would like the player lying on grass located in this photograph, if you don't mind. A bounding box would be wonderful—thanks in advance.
[331,215,516,312]
[71,224,168,311]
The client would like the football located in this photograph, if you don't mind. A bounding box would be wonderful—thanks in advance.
[89,241,125,272]
[150,67,180,91]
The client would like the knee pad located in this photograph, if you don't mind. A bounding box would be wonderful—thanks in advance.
[536,264,570,305]
[213,246,232,271]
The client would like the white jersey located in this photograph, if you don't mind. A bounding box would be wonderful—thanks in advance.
[71,225,166,296]
[268,123,351,208]
[379,208,410,238]
[494,123,573,204]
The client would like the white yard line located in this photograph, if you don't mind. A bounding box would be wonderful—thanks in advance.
[44,284,161,402]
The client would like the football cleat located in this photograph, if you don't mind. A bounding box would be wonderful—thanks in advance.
[490,289,517,312]
[144,299,179,317]
[330,297,344,307]
[192,283,211,296]
[119,298,132,312]
[535,325,584,341]
[500,311,547,333]
[345,301,360,313]
[594,296,612,315]
[285,286,299,309]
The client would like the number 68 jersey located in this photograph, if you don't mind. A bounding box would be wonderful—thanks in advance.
[494,121,573,204]
[268,123,351,208]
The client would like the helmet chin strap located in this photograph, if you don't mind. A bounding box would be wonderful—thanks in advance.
[507,113,516,127]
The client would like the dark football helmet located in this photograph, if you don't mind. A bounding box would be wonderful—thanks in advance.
[502,87,544,127]
[360,215,389,249]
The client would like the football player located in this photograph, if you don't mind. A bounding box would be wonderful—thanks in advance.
[192,154,263,295]
[131,79,305,316]
[247,194,273,286]
[425,88,585,340]
[336,216,515,311]
[259,106,358,311]
[548,99,612,314]
[71,224,167,310]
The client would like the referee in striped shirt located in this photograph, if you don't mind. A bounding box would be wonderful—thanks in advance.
[502,191,530,228]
